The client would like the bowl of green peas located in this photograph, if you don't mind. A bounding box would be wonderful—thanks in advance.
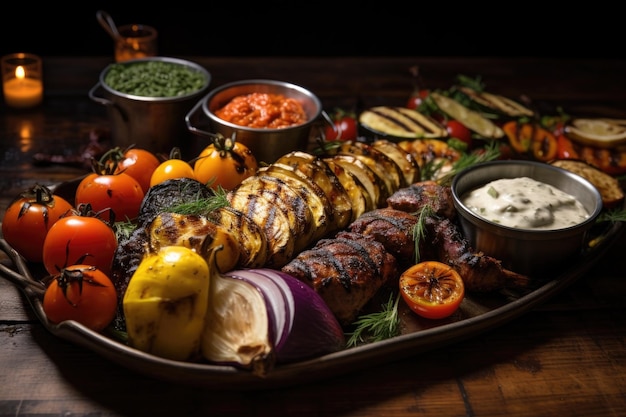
[89,56,211,157]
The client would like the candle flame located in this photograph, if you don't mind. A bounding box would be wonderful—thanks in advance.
[15,66,25,79]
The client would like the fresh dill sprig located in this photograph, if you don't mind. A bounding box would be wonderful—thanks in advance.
[345,292,401,348]
[166,187,230,216]
[113,220,137,241]
[597,208,626,223]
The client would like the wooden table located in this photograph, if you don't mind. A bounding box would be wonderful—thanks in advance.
[1,57,625,417]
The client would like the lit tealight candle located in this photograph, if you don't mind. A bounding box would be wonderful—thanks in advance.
[2,53,43,109]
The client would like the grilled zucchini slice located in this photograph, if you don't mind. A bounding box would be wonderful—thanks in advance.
[257,163,333,242]
[323,158,372,221]
[430,92,504,139]
[207,206,269,268]
[275,151,353,232]
[328,153,388,209]
[359,106,448,139]
[148,211,241,273]
[332,141,405,199]
[371,139,420,185]
[458,86,535,118]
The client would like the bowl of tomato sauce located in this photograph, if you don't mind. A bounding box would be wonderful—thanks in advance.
[185,79,322,163]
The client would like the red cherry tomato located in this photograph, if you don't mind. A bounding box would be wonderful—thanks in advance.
[42,213,118,276]
[75,172,144,223]
[556,134,579,159]
[1,185,74,262]
[406,89,430,110]
[43,264,118,332]
[324,110,358,141]
[444,119,473,147]
[113,147,161,194]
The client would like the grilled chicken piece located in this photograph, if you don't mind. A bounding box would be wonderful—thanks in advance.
[327,154,388,209]
[422,216,530,292]
[275,151,352,232]
[281,231,399,326]
[386,180,457,219]
[348,207,419,266]
[207,206,268,268]
[323,158,373,221]
[257,163,334,241]
[371,139,420,185]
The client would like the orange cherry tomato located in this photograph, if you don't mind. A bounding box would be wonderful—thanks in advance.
[150,158,196,187]
[399,261,465,320]
[113,147,161,194]
[193,135,258,190]
[1,184,73,263]
[42,213,118,276]
[43,264,118,332]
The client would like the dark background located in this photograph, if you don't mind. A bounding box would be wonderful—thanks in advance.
[1,4,624,59]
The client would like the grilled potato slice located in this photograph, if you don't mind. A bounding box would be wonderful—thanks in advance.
[371,139,420,185]
[323,158,373,221]
[258,163,334,242]
[275,151,353,231]
[328,154,388,209]
[207,206,269,268]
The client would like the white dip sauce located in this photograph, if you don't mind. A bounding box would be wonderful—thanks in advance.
[461,177,590,230]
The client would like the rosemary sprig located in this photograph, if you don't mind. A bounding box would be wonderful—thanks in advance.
[412,205,434,264]
[436,140,501,186]
[345,292,401,348]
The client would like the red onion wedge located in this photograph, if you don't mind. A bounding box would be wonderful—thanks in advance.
[201,263,345,376]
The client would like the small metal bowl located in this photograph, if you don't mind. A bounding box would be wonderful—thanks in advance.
[186,79,322,163]
[451,160,603,276]
[89,56,211,156]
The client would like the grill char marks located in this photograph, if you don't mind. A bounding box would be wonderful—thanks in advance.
[359,106,448,139]
[228,175,316,267]
[386,180,457,219]
[281,231,399,326]
[348,207,419,265]
[423,216,530,292]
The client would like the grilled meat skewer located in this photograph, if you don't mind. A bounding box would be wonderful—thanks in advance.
[422,216,530,292]
[281,231,399,326]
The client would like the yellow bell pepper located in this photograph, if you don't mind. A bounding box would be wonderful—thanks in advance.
[123,245,210,361]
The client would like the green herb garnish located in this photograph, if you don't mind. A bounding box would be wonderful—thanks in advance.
[345,292,401,347]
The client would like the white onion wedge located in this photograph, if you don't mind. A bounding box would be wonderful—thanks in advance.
[201,248,345,376]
